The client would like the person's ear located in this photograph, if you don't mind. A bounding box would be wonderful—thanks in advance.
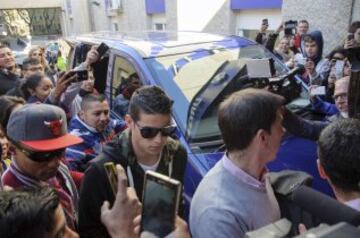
[78,110,85,120]
[125,114,133,128]
[317,159,328,180]
[28,88,35,96]
[256,129,269,148]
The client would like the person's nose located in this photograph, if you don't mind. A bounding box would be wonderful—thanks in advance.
[153,131,163,144]
[100,112,108,122]
[48,157,61,169]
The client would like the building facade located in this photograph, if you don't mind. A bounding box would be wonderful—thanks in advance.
[0,0,92,38]
[2,0,359,55]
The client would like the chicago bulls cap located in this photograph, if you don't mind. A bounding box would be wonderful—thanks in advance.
[7,104,82,151]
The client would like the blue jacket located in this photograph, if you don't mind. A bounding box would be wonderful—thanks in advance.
[311,97,339,116]
[65,115,127,172]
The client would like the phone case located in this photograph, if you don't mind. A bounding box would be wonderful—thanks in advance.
[104,162,118,196]
[140,171,181,236]
[97,43,109,58]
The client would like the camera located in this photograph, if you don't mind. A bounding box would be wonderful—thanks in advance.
[284,20,298,35]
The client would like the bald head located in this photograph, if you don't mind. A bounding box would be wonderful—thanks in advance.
[334,76,350,116]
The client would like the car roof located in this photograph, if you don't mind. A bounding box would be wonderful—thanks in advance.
[68,31,255,58]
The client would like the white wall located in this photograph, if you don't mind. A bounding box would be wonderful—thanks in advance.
[235,9,282,31]
[352,0,360,22]
[176,0,228,31]
[89,1,110,32]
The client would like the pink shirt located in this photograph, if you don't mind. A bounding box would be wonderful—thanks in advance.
[222,153,266,190]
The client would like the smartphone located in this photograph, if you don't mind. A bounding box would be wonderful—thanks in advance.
[347,33,354,41]
[296,56,307,66]
[104,162,118,196]
[262,19,269,26]
[97,42,109,59]
[72,70,89,82]
[310,86,326,96]
[335,60,345,79]
[140,171,181,237]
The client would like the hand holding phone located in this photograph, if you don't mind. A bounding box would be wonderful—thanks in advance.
[71,70,89,83]
[296,56,307,66]
[334,60,345,80]
[97,43,109,59]
[140,171,181,237]
[347,33,355,41]
[262,19,269,26]
[104,162,118,196]
[310,86,326,96]
[101,164,141,238]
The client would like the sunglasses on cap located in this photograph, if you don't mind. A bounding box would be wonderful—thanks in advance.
[13,141,65,162]
[135,121,176,139]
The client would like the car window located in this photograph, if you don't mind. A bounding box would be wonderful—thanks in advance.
[111,55,142,118]
[146,44,310,152]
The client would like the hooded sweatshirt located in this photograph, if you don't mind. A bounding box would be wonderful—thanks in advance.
[295,30,330,85]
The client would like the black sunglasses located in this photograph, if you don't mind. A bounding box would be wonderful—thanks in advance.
[135,121,176,139]
[13,142,65,162]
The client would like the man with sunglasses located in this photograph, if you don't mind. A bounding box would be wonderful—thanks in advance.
[1,103,83,231]
[78,86,187,238]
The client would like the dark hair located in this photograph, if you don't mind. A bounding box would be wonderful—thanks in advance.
[22,57,41,70]
[326,46,348,60]
[0,95,25,134]
[218,88,284,151]
[298,20,309,26]
[303,35,316,43]
[318,119,360,193]
[0,44,10,50]
[21,73,46,100]
[117,73,142,98]
[349,21,360,34]
[128,85,173,121]
[0,187,60,238]
[80,93,107,110]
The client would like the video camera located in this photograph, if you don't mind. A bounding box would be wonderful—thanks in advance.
[245,58,303,103]
[284,20,298,36]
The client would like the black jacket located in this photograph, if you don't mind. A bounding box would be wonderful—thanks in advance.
[78,129,188,238]
[0,70,21,96]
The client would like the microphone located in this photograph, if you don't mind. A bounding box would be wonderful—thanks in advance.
[291,186,360,226]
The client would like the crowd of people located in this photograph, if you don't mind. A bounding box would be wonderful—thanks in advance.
[0,18,359,238]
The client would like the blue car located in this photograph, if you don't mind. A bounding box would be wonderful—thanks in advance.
[64,31,332,217]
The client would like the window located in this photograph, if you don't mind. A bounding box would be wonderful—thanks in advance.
[237,29,259,39]
[154,23,166,31]
[109,0,122,9]
[113,23,119,31]
[111,56,142,117]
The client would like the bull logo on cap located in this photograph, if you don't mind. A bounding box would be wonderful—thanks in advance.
[44,119,63,136]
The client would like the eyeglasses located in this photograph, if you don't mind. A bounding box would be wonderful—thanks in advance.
[134,121,176,139]
[14,142,65,162]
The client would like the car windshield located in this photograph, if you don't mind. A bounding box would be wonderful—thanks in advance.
[145,43,310,152]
